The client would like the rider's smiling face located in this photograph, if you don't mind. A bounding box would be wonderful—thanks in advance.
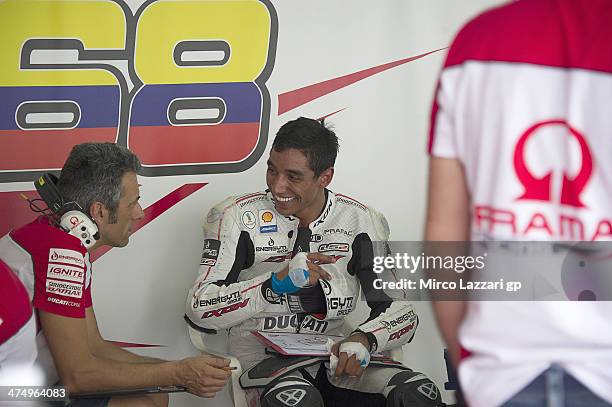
[266,148,333,226]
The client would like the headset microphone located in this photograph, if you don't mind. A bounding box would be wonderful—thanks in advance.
[34,173,99,249]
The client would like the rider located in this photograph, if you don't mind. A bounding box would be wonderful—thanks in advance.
[186,117,442,407]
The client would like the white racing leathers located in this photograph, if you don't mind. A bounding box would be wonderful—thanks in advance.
[186,190,436,402]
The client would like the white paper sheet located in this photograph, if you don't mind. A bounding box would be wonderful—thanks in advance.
[253,331,343,356]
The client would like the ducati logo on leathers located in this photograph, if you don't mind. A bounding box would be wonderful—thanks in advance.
[262,315,328,332]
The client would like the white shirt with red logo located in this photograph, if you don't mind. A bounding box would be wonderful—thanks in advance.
[429,1,612,406]
[0,259,37,382]
[0,217,92,385]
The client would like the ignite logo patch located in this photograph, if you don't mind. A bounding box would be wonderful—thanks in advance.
[47,264,85,283]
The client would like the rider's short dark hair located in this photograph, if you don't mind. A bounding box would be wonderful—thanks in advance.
[272,117,339,176]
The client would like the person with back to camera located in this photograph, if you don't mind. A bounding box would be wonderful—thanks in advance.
[427,1,612,406]
[0,258,39,385]
[0,142,232,407]
[186,117,444,407]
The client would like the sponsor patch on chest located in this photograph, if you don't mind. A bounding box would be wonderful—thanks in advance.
[258,209,278,233]
[46,279,83,298]
[254,235,289,254]
[48,248,85,268]
[47,264,85,283]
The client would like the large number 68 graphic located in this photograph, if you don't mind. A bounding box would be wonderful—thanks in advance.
[130,0,275,176]
[0,0,277,181]
[0,0,128,182]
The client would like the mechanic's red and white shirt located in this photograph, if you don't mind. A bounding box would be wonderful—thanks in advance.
[0,217,92,384]
[430,0,612,406]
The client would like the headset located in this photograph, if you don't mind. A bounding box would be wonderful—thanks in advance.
[34,173,100,249]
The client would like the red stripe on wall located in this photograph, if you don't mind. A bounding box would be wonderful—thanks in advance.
[277,49,444,115]
[317,108,346,122]
[0,128,117,171]
[129,122,260,166]
[90,183,207,261]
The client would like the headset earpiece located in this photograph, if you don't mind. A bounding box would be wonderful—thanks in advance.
[35,173,64,213]
[34,173,99,249]
[59,211,99,249]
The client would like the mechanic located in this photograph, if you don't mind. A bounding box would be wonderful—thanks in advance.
[0,143,231,407]
[186,117,442,407]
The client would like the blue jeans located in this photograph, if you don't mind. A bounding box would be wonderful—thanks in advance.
[501,364,611,407]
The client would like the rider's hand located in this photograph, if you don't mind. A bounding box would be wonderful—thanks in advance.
[331,332,371,378]
[275,252,335,286]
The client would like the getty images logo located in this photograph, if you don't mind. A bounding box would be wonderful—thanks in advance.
[514,120,593,208]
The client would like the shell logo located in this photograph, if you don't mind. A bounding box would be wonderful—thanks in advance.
[261,211,274,223]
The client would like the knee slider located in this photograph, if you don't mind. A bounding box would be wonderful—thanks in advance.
[385,371,443,407]
[260,376,323,407]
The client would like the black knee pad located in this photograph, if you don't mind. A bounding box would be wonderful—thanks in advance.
[260,376,324,407]
[385,370,443,407]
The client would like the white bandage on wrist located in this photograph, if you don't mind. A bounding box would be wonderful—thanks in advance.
[326,339,371,371]
[288,252,309,288]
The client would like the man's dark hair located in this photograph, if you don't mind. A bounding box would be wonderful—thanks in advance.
[272,117,339,176]
[57,143,141,223]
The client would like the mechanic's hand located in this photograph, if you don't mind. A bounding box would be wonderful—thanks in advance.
[331,332,371,378]
[177,354,232,397]
[276,252,335,286]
